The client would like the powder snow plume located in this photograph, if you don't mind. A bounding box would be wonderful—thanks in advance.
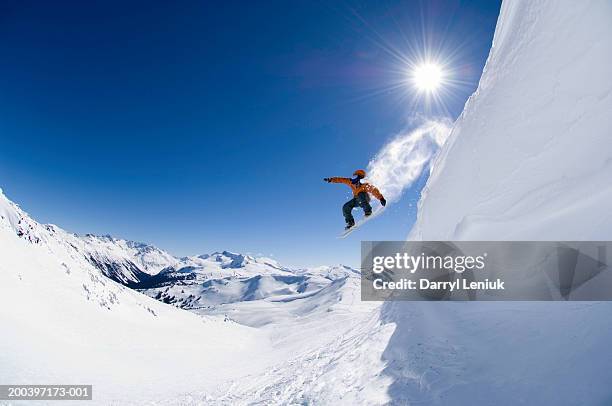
[366,119,452,203]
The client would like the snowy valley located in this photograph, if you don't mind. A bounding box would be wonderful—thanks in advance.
[0,189,391,404]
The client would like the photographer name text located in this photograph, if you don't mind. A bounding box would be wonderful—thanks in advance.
[372,278,505,291]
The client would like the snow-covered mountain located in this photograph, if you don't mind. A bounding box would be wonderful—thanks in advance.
[0,189,276,404]
[409,0,612,241]
[2,194,334,295]
[81,234,178,282]
[2,198,358,314]
[0,195,178,285]
[0,187,358,314]
[0,188,382,404]
[379,1,612,404]
[137,259,357,317]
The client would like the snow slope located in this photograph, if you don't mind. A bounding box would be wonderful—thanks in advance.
[410,0,612,241]
[208,276,394,405]
[0,190,276,404]
[378,1,612,404]
[0,189,388,404]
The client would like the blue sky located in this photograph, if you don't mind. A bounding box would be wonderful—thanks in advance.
[0,0,500,267]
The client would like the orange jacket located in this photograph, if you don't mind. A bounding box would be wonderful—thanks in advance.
[329,177,384,200]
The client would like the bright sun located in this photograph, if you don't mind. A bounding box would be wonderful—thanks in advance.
[412,63,444,92]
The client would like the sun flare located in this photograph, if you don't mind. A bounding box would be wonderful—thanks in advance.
[412,63,444,92]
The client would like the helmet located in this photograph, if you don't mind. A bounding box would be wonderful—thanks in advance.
[353,169,366,178]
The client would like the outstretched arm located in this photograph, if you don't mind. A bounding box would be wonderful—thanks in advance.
[323,177,352,185]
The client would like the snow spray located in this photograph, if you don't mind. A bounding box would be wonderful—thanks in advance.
[366,119,452,204]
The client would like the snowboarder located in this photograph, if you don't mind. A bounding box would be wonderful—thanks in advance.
[324,169,386,230]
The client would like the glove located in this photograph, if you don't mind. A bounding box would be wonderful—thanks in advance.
[323,178,331,183]
[380,198,387,207]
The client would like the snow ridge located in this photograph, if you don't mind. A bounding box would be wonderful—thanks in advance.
[410,0,612,240]
[382,1,612,404]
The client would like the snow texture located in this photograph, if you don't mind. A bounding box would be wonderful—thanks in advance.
[379,1,612,404]
[410,0,612,241]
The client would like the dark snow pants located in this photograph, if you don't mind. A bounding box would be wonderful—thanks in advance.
[342,192,372,225]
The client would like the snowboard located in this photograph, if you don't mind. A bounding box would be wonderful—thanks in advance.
[338,208,385,239]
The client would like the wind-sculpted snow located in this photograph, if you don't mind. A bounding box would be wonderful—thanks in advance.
[410,0,612,240]
[366,119,451,203]
[379,1,612,405]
